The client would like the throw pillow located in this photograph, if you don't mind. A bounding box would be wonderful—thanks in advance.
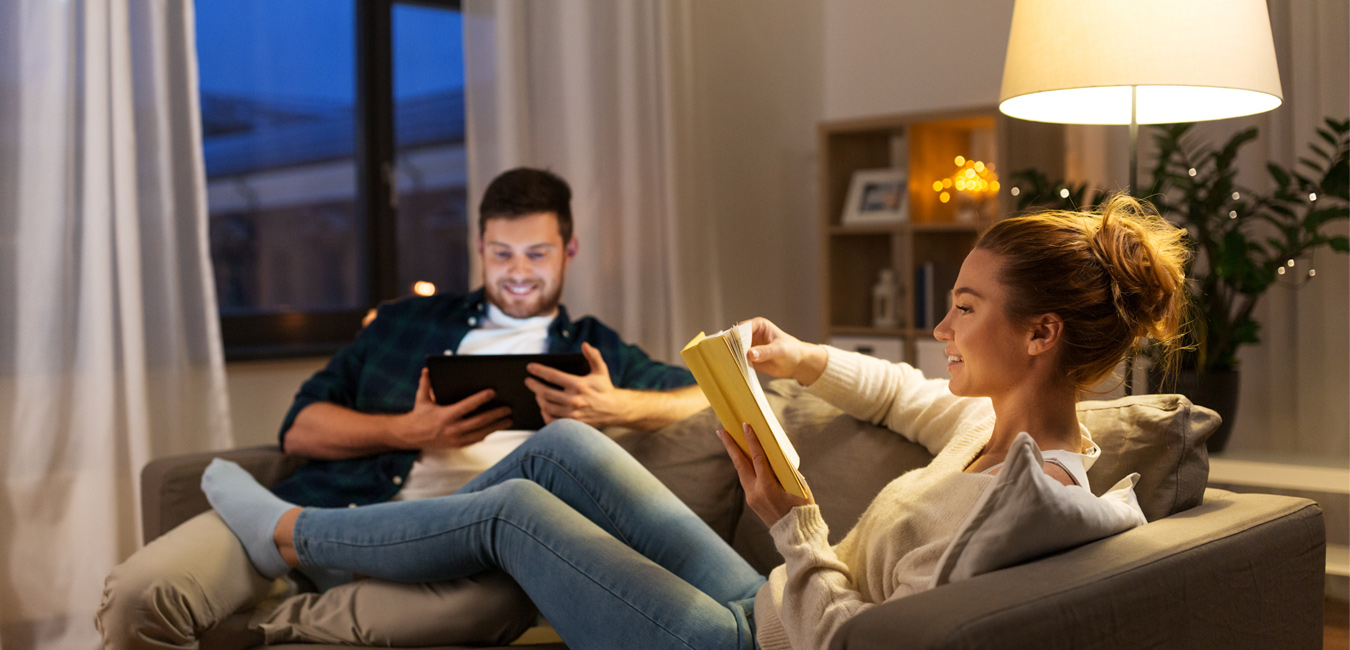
[1077,394,1219,521]
[931,432,1148,587]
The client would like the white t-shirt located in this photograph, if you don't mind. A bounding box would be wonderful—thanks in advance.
[393,303,556,501]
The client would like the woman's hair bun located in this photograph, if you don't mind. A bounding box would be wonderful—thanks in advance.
[1087,195,1190,344]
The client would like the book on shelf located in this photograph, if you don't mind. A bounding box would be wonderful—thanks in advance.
[681,324,813,500]
[914,260,961,329]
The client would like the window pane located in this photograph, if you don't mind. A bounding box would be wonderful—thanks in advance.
[393,3,469,298]
[197,0,362,316]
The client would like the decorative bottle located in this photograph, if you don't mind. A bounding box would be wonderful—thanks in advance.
[872,268,899,329]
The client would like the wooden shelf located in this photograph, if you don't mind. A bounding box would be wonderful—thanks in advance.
[818,108,1065,355]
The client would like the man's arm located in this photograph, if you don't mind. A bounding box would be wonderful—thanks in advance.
[525,343,708,430]
[284,369,514,460]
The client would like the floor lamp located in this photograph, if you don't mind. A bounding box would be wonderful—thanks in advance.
[996,0,1284,394]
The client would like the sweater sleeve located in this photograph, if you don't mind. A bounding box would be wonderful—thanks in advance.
[768,505,878,650]
[806,346,990,456]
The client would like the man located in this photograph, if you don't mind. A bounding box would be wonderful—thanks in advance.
[97,168,708,649]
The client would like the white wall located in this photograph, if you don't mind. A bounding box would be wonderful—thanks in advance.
[823,0,1015,120]
[686,0,826,340]
[226,357,326,447]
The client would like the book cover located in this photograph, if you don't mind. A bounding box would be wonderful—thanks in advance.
[681,324,812,500]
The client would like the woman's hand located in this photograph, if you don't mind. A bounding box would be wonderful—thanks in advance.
[742,317,829,386]
[717,422,813,527]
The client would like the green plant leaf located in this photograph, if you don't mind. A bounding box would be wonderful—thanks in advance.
[1327,118,1350,135]
[1267,163,1291,190]
[1299,157,1324,172]
[1318,128,1339,148]
[1306,206,1350,231]
[1332,236,1350,253]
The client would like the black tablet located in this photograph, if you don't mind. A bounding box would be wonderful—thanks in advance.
[424,353,590,430]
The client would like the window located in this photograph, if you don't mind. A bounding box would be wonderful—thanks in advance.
[196,0,467,359]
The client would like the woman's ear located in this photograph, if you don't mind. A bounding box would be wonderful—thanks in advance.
[1027,314,1063,357]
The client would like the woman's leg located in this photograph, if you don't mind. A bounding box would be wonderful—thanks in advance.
[293,478,760,650]
[453,419,763,604]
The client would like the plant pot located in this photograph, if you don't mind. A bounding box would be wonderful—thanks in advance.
[1147,369,1240,453]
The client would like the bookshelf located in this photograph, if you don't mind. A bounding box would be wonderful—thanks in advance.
[818,108,1064,366]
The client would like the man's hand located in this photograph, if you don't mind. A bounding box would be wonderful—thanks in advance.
[717,422,812,527]
[394,368,514,449]
[525,342,630,427]
[742,317,829,386]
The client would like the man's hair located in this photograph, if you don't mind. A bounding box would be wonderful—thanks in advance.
[478,167,573,243]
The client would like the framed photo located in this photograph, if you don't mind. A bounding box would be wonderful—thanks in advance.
[842,168,908,225]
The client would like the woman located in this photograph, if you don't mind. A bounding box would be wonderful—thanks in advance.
[203,195,1189,650]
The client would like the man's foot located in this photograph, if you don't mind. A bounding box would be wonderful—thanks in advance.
[201,458,298,579]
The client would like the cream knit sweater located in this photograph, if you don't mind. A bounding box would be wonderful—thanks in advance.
[753,347,998,650]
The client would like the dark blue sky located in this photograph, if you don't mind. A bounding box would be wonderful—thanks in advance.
[195,0,464,105]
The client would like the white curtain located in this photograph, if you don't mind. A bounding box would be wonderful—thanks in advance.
[462,0,724,363]
[0,1,232,647]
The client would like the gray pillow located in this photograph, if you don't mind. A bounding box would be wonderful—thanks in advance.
[1078,394,1218,521]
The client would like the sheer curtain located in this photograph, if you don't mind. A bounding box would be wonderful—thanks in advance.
[0,2,231,647]
[462,0,723,363]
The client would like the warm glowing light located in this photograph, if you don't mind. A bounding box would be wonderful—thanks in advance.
[1059,188,1070,198]
[413,281,437,296]
[955,180,967,191]
[932,181,944,192]
[965,169,977,179]
[1232,192,1241,200]
[991,181,1000,192]
[942,178,953,189]
[1277,267,1286,275]
[1310,193,1318,201]
[1010,187,1020,196]
[974,161,985,172]
[939,192,951,203]
[1229,211,1237,219]
[1309,269,1317,278]
[1188,168,1197,177]
[1286,259,1295,267]
[362,308,378,327]
[954,156,966,166]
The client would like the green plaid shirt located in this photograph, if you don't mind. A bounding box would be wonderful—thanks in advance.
[270,289,695,507]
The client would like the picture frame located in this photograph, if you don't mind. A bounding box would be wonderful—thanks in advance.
[842,168,908,225]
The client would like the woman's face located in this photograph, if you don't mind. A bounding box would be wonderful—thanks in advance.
[933,249,1034,398]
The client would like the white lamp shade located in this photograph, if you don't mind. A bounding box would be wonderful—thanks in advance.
[999,0,1283,125]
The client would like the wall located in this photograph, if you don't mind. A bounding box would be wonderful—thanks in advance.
[226,358,326,447]
[687,0,826,340]
[823,0,1015,120]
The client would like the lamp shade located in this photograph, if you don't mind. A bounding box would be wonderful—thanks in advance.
[999,0,1283,125]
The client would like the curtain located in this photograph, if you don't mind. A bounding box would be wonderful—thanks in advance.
[462,0,724,363]
[0,1,232,647]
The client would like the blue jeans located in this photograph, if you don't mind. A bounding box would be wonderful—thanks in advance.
[291,420,767,650]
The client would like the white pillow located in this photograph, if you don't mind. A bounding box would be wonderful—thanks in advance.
[931,431,1147,587]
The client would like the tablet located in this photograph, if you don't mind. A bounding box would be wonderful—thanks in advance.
[424,353,590,430]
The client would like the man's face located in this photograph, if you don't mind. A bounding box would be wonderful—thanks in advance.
[479,212,574,319]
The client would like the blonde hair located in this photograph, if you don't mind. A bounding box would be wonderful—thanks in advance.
[975,194,1191,391]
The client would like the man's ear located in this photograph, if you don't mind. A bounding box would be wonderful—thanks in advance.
[476,236,484,257]
[1027,314,1063,357]
[565,237,578,260]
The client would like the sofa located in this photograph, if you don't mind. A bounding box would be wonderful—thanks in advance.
[140,380,1327,649]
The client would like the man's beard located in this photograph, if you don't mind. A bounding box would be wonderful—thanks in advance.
[487,277,564,319]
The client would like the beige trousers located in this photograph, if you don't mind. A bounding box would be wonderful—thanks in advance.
[97,511,538,649]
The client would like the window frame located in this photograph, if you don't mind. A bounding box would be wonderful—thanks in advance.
[217,0,464,360]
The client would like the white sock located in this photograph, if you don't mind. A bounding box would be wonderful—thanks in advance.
[201,458,296,579]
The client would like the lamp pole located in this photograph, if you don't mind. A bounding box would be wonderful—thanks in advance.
[1125,85,1138,395]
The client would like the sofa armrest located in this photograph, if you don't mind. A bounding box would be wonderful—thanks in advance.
[141,445,309,545]
[830,490,1325,650]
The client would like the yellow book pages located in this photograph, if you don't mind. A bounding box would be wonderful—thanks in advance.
[681,326,812,501]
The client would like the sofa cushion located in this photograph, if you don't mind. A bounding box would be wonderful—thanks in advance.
[931,432,1148,587]
[1077,394,1218,521]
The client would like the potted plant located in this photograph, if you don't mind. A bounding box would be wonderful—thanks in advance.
[1008,118,1348,451]
[1142,119,1348,451]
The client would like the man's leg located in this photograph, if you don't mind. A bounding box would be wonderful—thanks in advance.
[97,511,281,650]
[253,571,538,647]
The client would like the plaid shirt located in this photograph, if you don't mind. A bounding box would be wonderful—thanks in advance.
[270,289,695,507]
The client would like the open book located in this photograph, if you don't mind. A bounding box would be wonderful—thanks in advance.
[681,323,812,501]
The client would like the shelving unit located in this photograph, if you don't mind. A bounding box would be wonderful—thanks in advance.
[818,108,1064,365]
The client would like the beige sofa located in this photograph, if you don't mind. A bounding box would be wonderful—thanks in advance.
[140,381,1327,649]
